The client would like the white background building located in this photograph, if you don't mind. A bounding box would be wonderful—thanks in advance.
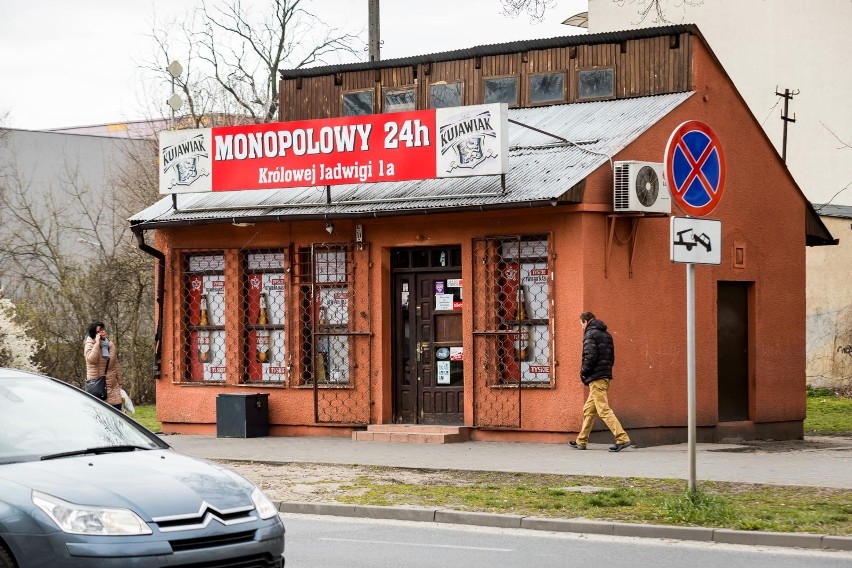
[588,0,852,208]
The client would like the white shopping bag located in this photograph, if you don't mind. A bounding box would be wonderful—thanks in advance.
[120,388,135,414]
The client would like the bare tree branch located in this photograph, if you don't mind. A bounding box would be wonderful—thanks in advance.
[143,0,360,125]
[500,0,703,25]
[500,0,557,23]
[0,135,156,402]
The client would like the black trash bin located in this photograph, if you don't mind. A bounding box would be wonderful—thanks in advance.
[216,393,269,438]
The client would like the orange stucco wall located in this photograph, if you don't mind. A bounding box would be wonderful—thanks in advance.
[152,38,807,443]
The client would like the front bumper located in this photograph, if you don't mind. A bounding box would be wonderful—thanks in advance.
[5,516,284,567]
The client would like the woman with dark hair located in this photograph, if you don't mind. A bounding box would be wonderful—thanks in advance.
[84,321,123,410]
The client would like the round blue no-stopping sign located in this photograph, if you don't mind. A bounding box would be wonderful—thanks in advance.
[664,121,726,217]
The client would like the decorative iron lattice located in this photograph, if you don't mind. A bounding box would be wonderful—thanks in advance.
[241,250,289,383]
[293,242,371,425]
[182,252,229,382]
[178,246,371,429]
[472,235,552,429]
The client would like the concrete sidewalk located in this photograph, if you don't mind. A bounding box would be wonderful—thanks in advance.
[162,434,852,552]
[164,434,852,489]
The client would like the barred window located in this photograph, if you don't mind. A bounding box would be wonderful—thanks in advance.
[473,236,552,385]
[242,250,289,383]
[294,244,355,386]
[184,253,226,382]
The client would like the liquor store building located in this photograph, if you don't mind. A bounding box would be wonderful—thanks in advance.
[131,25,835,445]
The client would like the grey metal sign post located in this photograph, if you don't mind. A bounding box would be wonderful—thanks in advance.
[670,216,721,492]
[665,119,727,493]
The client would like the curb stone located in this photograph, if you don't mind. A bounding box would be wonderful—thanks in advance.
[277,501,852,551]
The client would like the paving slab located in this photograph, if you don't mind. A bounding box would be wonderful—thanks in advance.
[163,434,852,489]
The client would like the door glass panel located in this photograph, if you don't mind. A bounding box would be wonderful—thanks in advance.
[392,250,409,268]
[401,280,411,387]
[436,346,463,386]
[431,249,449,267]
[412,249,429,267]
[450,248,462,267]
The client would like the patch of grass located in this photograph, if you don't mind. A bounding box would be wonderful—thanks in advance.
[663,490,734,526]
[329,470,852,535]
[585,488,637,508]
[805,393,852,435]
[806,386,836,398]
[130,405,161,433]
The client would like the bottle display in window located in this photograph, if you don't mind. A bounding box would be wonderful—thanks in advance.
[197,333,211,363]
[199,294,209,326]
[517,284,528,322]
[244,258,287,382]
[186,257,227,382]
[256,333,270,363]
[258,292,268,325]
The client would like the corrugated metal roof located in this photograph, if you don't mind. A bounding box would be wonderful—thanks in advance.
[130,92,692,227]
[813,203,852,219]
[280,25,698,80]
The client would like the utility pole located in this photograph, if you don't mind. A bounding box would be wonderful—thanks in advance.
[368,0,381,61]
[775,87,798,163]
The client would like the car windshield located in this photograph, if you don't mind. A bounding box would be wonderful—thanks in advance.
[0,375,164,463]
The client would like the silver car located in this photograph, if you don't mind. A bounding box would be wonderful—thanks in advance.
[0,369,285,567]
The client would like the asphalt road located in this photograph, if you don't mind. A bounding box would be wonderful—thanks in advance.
[281,514,852,568]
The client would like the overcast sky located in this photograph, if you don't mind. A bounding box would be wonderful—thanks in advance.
[0,0,588,130]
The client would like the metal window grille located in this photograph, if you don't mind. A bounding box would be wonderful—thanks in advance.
[472,235,552,428]
[241,249,289,384]
[293,242,371,424]
[182,252,228,382]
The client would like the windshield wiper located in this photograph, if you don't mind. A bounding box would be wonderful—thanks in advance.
[40,445,152,461]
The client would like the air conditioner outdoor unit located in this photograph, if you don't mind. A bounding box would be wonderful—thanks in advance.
[613,161,671,214]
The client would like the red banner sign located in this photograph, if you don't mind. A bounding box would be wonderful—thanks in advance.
[214,110,436,191]
[159,104,508,194]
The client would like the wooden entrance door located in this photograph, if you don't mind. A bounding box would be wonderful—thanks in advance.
[393,255,464,424]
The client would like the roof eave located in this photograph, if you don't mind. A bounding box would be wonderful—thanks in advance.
[279,24,697,80]
[128,196,581,232]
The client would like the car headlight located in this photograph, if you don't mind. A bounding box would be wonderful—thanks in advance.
[32,491,152,535]
[250,487,278,520]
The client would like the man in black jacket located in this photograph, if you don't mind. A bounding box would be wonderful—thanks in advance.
[569,311,632,452]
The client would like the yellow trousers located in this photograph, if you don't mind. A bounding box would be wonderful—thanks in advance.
[576,379,630,445]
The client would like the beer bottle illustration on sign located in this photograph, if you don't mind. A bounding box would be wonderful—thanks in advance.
[255,333,270,363]
[199,294,209,326]
[516,284,528,321]
[197,293,211,363]
[255,292,271,363]
[197,333,211,363]
[258,292,268,325]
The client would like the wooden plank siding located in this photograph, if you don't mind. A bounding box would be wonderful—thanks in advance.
[278,33,693,121]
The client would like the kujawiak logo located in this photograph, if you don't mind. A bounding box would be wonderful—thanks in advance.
[439,109,499,172]
[162,133,210,188]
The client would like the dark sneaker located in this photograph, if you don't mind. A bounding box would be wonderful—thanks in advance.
[569,441,587,450]
[609,441,632,452]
